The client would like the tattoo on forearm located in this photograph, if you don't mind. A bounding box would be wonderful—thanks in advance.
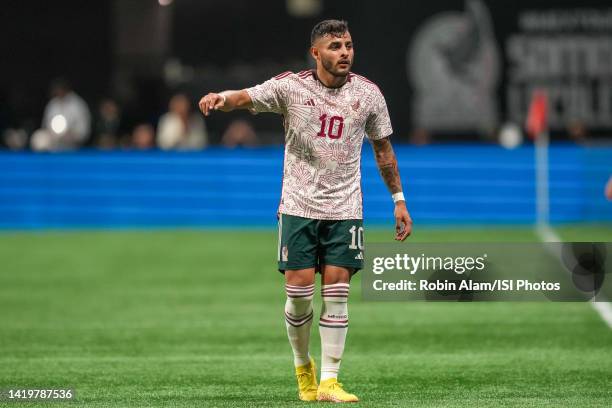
[373,138,403,194]
[379,161,402,194]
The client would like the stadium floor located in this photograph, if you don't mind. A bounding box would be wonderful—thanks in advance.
[1,225,611,407]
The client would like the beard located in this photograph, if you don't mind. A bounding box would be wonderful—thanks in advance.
[321,57,351,78]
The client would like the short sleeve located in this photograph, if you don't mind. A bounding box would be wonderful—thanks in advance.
[365,89,393,140]
[245,73,290,115]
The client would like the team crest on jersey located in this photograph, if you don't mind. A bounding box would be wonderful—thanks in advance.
[282,246,289,262]
[351,100,360,111]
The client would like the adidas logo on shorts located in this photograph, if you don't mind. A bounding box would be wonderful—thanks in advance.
[354,252,363,260]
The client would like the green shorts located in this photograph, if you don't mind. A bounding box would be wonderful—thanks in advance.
[277,213,364,274]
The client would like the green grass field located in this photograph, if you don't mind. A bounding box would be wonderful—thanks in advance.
[1,225,611,407]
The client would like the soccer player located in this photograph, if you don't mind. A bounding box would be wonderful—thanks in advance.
[199,19,412,403]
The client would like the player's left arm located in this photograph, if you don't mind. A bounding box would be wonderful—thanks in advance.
[371,137,413,241]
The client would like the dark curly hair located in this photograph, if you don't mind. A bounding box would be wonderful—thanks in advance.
[310,19,349,45]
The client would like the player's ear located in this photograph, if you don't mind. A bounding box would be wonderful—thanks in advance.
[310,46,319,62]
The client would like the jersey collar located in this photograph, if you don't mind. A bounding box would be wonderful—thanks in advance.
[311,69,352,89]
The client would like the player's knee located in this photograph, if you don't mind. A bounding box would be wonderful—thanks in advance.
[322,266,353,285]
[285,283,314,317]
[285,269,315,286]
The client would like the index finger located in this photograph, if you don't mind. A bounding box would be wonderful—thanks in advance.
[199,97,208,115]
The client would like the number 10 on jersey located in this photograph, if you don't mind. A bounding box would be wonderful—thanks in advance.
[349,225,364,250]
[318,114,344,139]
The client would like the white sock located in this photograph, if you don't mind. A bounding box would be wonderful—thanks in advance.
[319,283,350,381]
[285,283,315,367]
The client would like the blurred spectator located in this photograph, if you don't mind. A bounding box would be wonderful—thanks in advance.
[606,176,612,201]
[157,93,208,149]
[131,123,155,149]
[409,128,431,146]
[567,120,588,144]
[498,122,523,149]
[2,128,28,150]
[31,78,91,151]
[94,98,121,149]
[221,119,258,148]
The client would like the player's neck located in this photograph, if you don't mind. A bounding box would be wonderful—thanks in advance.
[315,67,348,89]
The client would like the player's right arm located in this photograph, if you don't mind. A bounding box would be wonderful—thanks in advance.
[198,90,253,116]
[200,74,290,117]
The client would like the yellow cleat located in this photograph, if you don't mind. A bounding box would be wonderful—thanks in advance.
[295,357,318,401]
[317,378,359,403]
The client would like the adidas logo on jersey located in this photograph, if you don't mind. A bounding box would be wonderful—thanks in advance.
[354,252,363,260]
[351,100,360,111]
[304,98,315,106]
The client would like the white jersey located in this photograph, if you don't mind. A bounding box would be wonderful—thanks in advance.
[246,70,392,220]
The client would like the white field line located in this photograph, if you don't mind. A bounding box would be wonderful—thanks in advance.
[536,224,612,329]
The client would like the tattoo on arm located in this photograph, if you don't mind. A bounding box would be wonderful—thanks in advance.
[372,137,403,194]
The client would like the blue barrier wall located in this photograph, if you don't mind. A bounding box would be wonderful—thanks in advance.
[0,145,610,229]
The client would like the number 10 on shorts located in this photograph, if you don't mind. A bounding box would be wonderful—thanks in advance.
[348,225,364,250]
